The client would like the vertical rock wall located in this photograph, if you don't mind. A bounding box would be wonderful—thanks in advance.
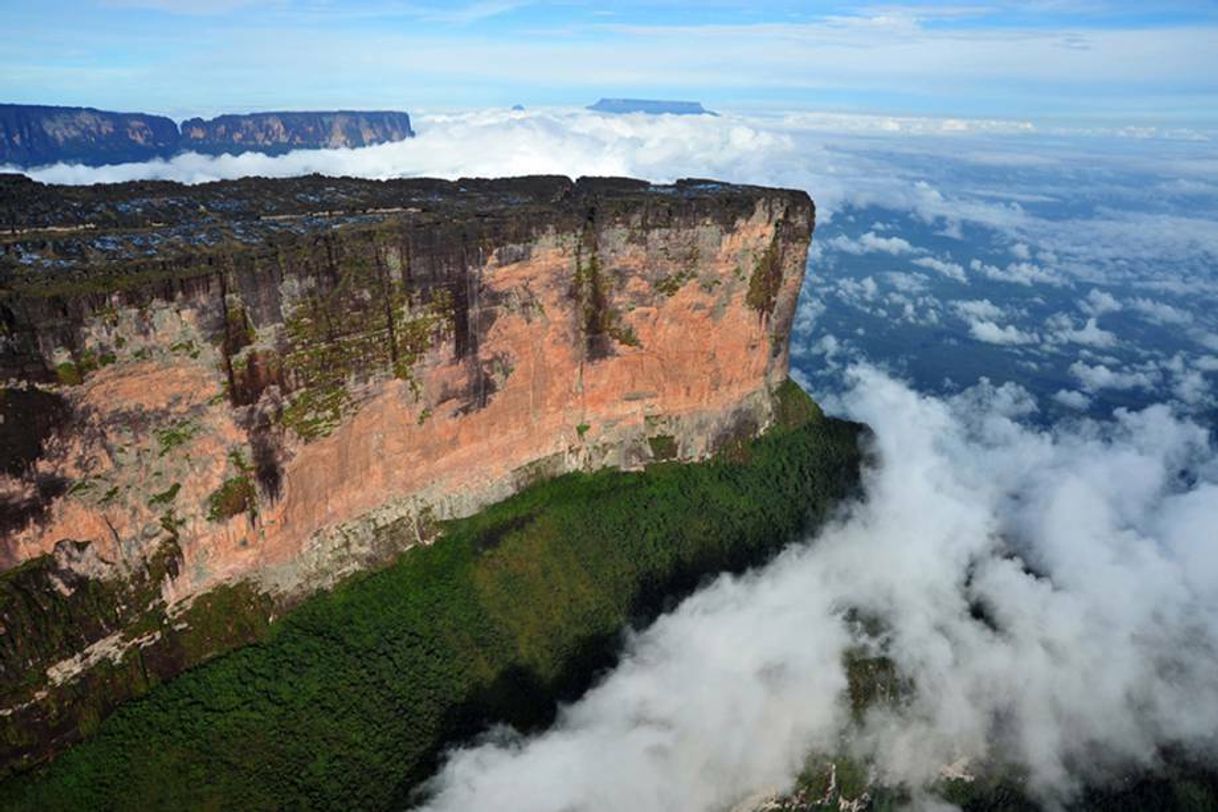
[0,174,813,773]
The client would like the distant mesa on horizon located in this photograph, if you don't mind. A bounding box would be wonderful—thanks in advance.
[0,103,415,168]
[587,98,716,116]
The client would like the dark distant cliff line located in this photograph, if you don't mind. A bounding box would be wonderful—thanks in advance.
[0,104,180,167]
[588,98,716,115]
[0,104,415,167]
[179,110,415,156]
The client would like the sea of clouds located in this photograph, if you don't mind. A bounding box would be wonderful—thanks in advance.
[415,367,1218,811]
[9,107,1218,808]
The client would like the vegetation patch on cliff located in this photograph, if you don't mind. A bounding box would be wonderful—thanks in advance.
[206,476,256,522]
[746,232,784,318]
[0,381,864,811]
[573,239,639,359]
[279,250,456,440]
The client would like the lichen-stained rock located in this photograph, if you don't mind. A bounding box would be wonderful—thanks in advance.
[0,173,813,773]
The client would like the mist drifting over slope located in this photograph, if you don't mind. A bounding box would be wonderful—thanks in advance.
[416,368,1218,811]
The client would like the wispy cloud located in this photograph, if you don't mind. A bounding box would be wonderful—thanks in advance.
[5,2,1217,121]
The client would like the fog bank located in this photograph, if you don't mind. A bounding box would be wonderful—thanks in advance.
[417,368,1218,811]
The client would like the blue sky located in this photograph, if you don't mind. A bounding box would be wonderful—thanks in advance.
[2,1,1217,124]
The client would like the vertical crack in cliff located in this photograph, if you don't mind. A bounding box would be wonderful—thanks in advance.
[375,237,399,372]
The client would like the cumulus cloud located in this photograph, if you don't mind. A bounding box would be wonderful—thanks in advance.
[911,256,968,283]
[1163,354,1217,408]
[1045,314,1118,348]
[947,300,1039,345]
[418,368,1218,811]
[1080,288,1123,316]
[968,320,1040,346]
[826,231,917,256]
[1069,361,1157,392]
[1129,297,1194,326]
[970,258,1065,287]
[836,276,880,303]
[883,271,929,294]
[1053,389,1092,410]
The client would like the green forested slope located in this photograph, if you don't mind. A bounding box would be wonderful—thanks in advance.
[1,381,865,810]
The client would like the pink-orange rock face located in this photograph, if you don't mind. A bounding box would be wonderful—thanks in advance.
[0,175,812,758]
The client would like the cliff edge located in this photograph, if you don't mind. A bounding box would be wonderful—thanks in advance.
[0,104,415,167]
[0,173,812,773]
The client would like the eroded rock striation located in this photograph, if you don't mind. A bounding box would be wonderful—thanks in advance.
[0,173,812,773]
[0,104,415,167]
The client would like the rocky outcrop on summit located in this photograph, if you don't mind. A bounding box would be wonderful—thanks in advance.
[0,104,415,167]
[0,104,180,167]
[0,173,812,773]
[178,110,415,155]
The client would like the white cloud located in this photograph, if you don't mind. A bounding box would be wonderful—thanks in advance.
[826,231,917,256]
[948,299,1040,345]
[837,276,880,303]
[1173,369,1212,406]
[1053,389,1092,410]
[969,320,1040,346]
[1045,314,1118,348]
[884,271,929,294]
[419,369,1218,811]
[1162,354,1217,408]
[1129,297,1194,326]
[971,259,1065,287]
[1069,361,1157,392]
[1080,289,1123,316]
[10,109,801,194]
[9,108,1217,309]
[912,256,968,283]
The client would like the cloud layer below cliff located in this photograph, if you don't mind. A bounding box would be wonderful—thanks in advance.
[11,105,1217,807]
[415,366,1218,811]
[12,106,1215,271]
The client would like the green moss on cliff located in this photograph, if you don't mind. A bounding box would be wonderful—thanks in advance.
[647,434,678,461]
[154,420,197,457]
[573,240,639,358]
[279,251,455,440]
[0,380,864,810]
[746,233,784,318]
[54,362,82,386]
[654,268,695,296]
[147,483,181,508]
[206,476,256,522]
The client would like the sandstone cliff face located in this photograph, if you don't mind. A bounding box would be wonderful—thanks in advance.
[0,173,812,772]
[0,104,180,167]
[178,110,415,155]
[0,105,415,167]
